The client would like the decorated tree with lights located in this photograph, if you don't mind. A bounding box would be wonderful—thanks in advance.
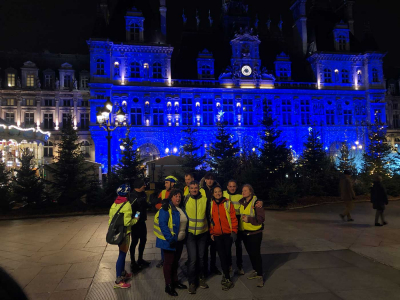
[337,142,357,174]
[115,128,143,187]
[179,127,206,176]
[0,153,11,210]
[207,121,240,184]
[12,148,44,204]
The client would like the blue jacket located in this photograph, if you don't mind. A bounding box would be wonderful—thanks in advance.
[156,202,188,251]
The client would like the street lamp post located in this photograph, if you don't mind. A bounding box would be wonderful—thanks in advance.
[96,99,127,182]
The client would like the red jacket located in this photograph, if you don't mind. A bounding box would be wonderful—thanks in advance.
[209,198,238,236]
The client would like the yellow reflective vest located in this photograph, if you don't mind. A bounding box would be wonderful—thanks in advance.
[239,196,262,231]
[185,193,208,235]
[210,200,232,232]
[223,191,242,215]
[161,189,168,200]
[153,206,174,240]
[108,201,137,235]
[184,186,189,196]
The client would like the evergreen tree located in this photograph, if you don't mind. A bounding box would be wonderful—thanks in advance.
[0,153,11,210]
[115,129,143,187]
[12,148,44,204]
[337,142,357,174]
[259,116,293,181]
[49,115,88,204]
[207,122,240,184]
[179,127,206,177]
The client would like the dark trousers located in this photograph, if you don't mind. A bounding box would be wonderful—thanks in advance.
[204,233,217,273]
[187,232,207,284]
[130,222,147,263]
[242,232,263,276]
[163,241,184,285]
[229,215,243,268]
[375,209,386,223]
[214,234,232,279]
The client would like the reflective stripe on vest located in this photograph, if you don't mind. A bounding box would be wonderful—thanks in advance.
[153,206,174,240]
[223,191,242,214]
[239,196,262,231]
[210,200,232,233]
[186,194,208,235]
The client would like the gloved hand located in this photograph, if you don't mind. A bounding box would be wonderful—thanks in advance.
[231,232,237,243]
[162,199,169,211]
[169,240,177,248]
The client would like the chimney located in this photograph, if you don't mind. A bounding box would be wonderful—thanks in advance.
[159,0,167,43]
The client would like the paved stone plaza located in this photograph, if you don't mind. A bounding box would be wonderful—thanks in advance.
[0,201,400,300]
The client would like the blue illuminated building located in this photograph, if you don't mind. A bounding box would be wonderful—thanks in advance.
[87,1,387,173]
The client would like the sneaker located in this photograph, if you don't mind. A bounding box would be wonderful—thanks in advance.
[114,278,131,289]
[121,270,132,280]
[247,271,258,280]
[256,276,264,287]
[222,279,235,291]
[199,277,209,289]
[221,274,226,285]
[210,266,222,275]
[339,214,345,221]
[188,283,196,294]
[347,218,354,222]
[156,260,164,268]
[383,222,388,225]
[137,259,151,267]
[235,266,245,275]
[131,262,140,273]
[375,223,382,226]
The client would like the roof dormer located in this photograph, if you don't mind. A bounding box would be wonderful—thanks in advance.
[125,7,145,42]
[333,21,350,52]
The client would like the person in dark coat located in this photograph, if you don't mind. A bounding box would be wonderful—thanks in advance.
[370,175,388,226]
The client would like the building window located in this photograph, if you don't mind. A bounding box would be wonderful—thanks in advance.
[300,99,310,125]
[5,112,15,124]
[338,35,346,51]
[44,141,53,157]
[199,65,212,79]
[26,74,35,87]
[281,99,291,125]
[62,113,69,128]
[44,114,54,129]
[243,99,254,125]
[81,99,89,107]
[153,108,164,125]
[326,109,335,125]
[344,110,353,125]
[393,114,400,128]
[129,23,140,41]
[96,59,105,75]
[393,103,399,110]
[26,99,35,106]
[279,68,289,81]
[25,112,35,127]
[152,63,162,79]
[342,69,350,83]
[130,62,140,78]
[324,69,332,83]
[203,99,214,125]
[263,99,273,119]
[64,75,71,88]
[182,98,193,125]
[114,62,120,76]
[372,68,379,83]
[81,76,89,89]
[44,99,53,106]
[80,113,89,130]
[63,99,71,107]
[222,99,234,125]
[130,107,143,125]
[6,99,15,106]
[7,73,15,87]
[44,74,52,88]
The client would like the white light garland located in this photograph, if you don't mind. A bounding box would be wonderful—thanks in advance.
[1,125,51,137]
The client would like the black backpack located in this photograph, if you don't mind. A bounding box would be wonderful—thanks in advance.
[106,202,128,245]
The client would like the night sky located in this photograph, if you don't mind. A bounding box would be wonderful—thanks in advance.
[0,0,399,76]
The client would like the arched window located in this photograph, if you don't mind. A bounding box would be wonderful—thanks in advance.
[324,69,332,83]
[96,59,105,75]
[372,68,379,83]
[129,23,140,41]
[342,69,350,83]
[152,63,162,79]
[44,141,53,157]
[338,35,346,51]
[114,62,120,76]
[130,62,140,78]
[81,141,90,157]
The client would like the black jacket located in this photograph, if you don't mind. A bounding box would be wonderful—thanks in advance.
[371,182,388,211]
[130,190,148,222]
[200,180,220,202]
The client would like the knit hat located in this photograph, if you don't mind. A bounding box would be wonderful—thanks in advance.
[133,178,145,189]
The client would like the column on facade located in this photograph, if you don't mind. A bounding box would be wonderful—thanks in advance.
[55,93,60,130]
[73,92,78,129]
[17,95,22,126]
[36,95,41,128]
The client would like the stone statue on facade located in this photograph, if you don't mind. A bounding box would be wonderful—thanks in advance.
[16,77,21,88]
[36,77,41,89]
[55,78,60,90]
[73,78,78,90]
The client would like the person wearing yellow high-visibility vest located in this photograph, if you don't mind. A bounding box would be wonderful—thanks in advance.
[239,184,265,288]
[183,180,210,294]
[223,179,263,275]
[154,189,188,297]
[183,173,194,196]
[209,186,238,291]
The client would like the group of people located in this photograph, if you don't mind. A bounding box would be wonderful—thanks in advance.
[108,172,265,296]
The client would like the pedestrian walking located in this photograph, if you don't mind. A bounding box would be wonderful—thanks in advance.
[339,170,356,222]
[371,175,388,226]
[109,184,138,289]
[154,189,188,296]
[239,184,265,288]
[210,186,238,291]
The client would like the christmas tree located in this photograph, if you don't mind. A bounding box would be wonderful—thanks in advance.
[12,148,44,205]
[207,121,240,184]
[0,153,11,210]
[179,126,206,177]
[48,115,88,204]
[337,142,357,174]
[115,128,143,187]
